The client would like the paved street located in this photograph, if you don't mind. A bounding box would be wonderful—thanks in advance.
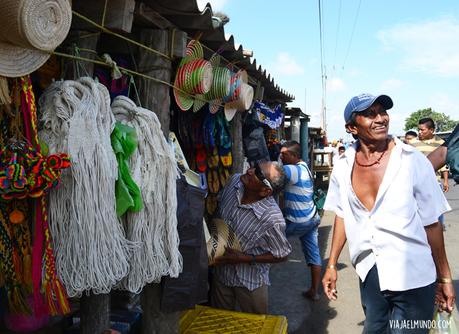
[269,180,459,333]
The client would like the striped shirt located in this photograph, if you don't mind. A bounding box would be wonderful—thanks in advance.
[215,174,291,291]
[283,162,316,223]
[410,136,449,179]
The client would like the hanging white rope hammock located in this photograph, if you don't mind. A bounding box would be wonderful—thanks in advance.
[38,77,133,297]
[111,96,182,293]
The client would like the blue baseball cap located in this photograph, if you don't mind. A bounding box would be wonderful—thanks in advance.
[344,93,393,123]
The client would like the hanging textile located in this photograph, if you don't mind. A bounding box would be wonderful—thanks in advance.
[111,96,182,293]
[253,102,284,129]
[161,176,208,312]
[38,77,132,297]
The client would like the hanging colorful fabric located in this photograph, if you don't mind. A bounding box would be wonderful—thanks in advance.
[17,76,70,316]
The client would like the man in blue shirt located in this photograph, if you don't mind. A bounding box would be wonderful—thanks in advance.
[280,140,322,301]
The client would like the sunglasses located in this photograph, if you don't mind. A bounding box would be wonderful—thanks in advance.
[254,162,273,190]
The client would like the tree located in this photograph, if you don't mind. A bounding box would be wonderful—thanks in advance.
[404,108,457,132]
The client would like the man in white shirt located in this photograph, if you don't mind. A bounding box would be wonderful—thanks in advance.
[322,93,455,333]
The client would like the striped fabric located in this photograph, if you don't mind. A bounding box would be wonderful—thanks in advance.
[214,174,292,291]
[283,162,316,223]
[410,136,449,177]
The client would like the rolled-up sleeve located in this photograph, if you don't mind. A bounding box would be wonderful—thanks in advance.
[413,154,451,226]
[323,168,344,218]
[259,221,292,258]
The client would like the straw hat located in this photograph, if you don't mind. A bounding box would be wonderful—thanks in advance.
[173,40,213,111]
[223,71,254,121]
[207,218,241,266]
[0,0,72,78]
[193,66,231,113]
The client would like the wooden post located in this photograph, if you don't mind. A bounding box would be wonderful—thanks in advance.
[80,293,110,334]
[135,29,186,136]
[63,31,100,79]
[231,112,244,174]
[134,28,186,334]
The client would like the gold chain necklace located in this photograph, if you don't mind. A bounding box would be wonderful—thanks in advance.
[355,140,389,168]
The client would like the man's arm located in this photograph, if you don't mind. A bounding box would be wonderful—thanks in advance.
[322,215,347,301]
[213,248,287,265]
[427,146,447,171]
[425,222,456,313]
[442,170,449,192]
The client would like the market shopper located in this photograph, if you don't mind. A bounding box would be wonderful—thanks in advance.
[280,141,322,301]
[210,161,291,314]
[322,93,455,333]
[412,118,449,192]
[428,123,459,183]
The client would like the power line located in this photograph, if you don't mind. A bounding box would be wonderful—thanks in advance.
[332,0,342,72]
[342,0,362,70]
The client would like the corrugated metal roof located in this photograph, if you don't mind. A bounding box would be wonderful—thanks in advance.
[140,0,294,103]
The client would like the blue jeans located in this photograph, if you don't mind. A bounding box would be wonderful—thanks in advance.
[285,214,322,266]
[360,265,436,334]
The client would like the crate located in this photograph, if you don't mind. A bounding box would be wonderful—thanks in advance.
[180,305,288,334]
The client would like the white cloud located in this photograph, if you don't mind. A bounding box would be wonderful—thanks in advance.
[380,79,403,91]
[197,0,228,11]
[270,53,305,76]
[427,93,459,117]
[328,77,346,92]
[378,17,459,77]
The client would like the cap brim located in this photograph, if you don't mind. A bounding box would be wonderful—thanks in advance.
[0,41,50,77]
[355,94,393,112]
[374,95,393,110]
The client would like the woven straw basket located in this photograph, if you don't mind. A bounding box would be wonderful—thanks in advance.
[0,0,72,77]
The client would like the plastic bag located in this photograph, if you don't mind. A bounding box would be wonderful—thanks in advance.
[111,122,143,217]
[429,308,459,334]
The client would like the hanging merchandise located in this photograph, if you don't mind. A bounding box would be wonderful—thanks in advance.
[173,40,213,111]
[0,0,72,78]
[39,77,132,297]
[193,55,231,113]
[253,102,284,129]
[0,141,70,200]
[223,70,253,121]
[111,122,143,217]
[111,96,182,294]
[202,109,233,217]
[12,76,70,317]
[223,73,254,122]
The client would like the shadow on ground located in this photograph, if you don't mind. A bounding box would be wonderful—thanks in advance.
[269,224,349,333]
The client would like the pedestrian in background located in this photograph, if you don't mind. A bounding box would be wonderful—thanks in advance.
[280,141,322,301]
[322,93,455,333]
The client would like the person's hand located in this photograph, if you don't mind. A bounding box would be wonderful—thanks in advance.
[435,282,456,313]
[322,266,338,301]
[443,181,449,193]
[213,248,247,265]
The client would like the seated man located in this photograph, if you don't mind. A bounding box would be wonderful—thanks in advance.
[211,161,291,314]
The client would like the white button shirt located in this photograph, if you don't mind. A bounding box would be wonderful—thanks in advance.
[324,137,451,291]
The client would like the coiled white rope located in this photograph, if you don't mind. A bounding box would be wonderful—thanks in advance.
[38,77,133,297]
[111,96,182,293]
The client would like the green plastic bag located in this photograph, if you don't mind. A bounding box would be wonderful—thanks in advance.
[111,122,143,217]
[429,308,458,334]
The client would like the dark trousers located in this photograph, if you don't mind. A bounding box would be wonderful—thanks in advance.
[360,265,435,334]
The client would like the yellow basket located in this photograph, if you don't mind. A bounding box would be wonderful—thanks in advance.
[180,305,288,334]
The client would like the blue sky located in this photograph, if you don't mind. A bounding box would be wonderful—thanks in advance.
[198,0,459,140]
